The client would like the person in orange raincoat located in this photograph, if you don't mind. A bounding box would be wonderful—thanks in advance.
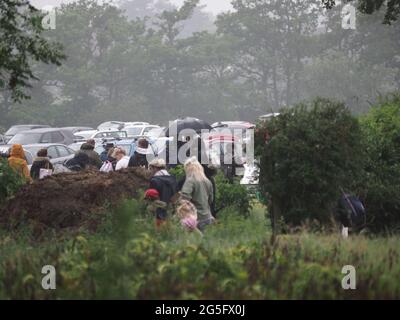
[7,144,32,183]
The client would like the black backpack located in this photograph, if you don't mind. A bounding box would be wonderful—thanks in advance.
[338,193,367,229]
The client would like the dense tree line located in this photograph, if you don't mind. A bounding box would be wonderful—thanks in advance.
[0,0,399,129]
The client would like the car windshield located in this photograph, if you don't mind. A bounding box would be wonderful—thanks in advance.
[23,146,43,157]
[5,126,33,136]
[76,132,95,139]
[98,122,123,130]
[8,133,42,144]
[126,127,143,136]
[146,128,164,138]
[23,150,33,165]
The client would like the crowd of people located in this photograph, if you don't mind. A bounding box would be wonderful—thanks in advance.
[2,138,218,235]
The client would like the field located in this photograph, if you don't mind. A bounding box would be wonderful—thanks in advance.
[0,200,399,300]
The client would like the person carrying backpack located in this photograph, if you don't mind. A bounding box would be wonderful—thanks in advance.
[148,158,178,228]
[337,191,367,237]
[30,148,54,180]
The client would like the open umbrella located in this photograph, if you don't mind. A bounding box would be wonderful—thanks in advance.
[165,117,212,137]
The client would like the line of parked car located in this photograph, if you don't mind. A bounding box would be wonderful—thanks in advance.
[0,121,169,169]
[0,118,274,184]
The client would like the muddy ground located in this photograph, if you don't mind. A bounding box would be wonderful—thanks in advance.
[0,168,151,236]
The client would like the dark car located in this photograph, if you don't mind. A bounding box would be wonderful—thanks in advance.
[4,124,51,143]
[7,128,75,146]
[61,127,94,134]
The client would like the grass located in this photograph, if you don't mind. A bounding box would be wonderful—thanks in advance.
[0,199,399,299]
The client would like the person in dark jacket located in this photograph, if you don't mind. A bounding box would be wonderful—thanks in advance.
[78,139,102,169]
[148,158,178,227]
[129,138,150,168]
[30,148,54,180]
[65,152,90,172]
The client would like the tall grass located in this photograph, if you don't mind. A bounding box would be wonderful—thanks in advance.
[0,199,399,299]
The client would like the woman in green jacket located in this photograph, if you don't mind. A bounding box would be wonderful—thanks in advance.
[181,157,215,231]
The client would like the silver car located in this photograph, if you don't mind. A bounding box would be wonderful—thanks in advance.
[23,144,75,168]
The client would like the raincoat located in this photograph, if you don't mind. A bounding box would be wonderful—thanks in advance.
[7,144,32,182]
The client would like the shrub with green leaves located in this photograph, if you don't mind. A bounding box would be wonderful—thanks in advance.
[361,94,400,232]
[0,158,26,207]
[256,98,364,227]
[215,173,252,216]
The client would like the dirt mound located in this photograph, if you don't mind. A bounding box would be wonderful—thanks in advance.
[0,168,151,235]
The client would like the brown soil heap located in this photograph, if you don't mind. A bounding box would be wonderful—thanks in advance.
[0,168,151,234]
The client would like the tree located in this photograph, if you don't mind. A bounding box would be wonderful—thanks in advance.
[0,0,64,126]
[256,98,364,230]
[216,0,321,111]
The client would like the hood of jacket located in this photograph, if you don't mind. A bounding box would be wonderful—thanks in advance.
[10,144,25,159]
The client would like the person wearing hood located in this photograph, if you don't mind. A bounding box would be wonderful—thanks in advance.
[78,139,102,169]
[7,144,32,182]
[128,138,150,169]
[30,148,54,180]
[65,152,90,172]
[148,158,178,227]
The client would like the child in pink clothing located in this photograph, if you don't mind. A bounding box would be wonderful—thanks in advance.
[176,200,203,236]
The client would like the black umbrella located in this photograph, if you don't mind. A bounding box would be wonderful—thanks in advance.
[165,117,212,137]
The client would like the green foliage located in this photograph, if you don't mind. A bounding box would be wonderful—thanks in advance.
[0,159,26,207]
[0,0,65,102]
[256,98,364,227]
[1,200,400,299]
[169,165,185,181]
[215,173,252,216]
[361,94,400,232]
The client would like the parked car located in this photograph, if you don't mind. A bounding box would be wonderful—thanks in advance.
[61,127,94,134]
[0,128,76,154]
[73,130,128,142]
[146,127,166,139]
[124,125,161,139]
[23,144,75,167]
[6,128,75,147]
[4,124,51,143]
[97,121,152,131]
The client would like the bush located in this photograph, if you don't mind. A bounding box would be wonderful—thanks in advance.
[215,173,252,216]
[256,98,364,228]
[0,159,26,207]
[361,94,400,232]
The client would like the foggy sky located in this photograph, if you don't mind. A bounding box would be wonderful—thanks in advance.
[30,0,233,15]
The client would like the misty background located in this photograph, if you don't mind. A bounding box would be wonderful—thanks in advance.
[1,0,399,128]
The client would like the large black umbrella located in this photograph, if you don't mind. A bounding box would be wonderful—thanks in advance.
[165,117,212,137]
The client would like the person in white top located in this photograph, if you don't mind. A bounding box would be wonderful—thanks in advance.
[114,148,130,171]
